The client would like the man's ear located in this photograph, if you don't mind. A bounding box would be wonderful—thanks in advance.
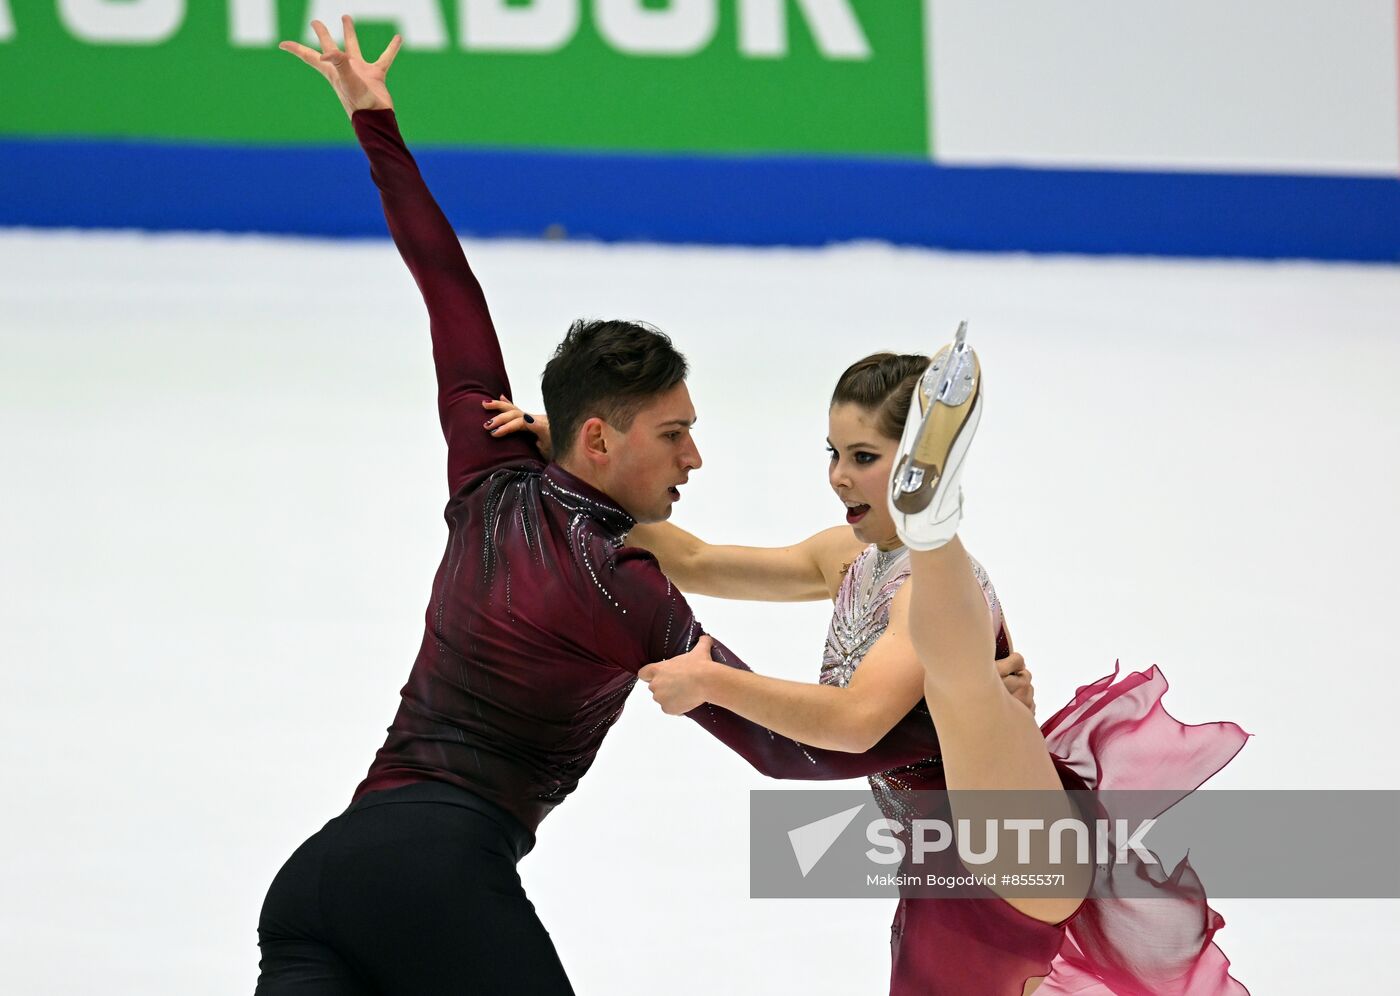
[578,416,609,465]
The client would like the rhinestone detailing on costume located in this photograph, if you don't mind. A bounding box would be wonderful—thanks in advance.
[820,543,1003,827]
[821,545,911,690]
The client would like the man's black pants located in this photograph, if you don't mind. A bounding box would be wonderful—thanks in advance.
[256,781,574,995]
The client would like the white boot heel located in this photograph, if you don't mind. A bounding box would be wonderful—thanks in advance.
[888,321,983,551]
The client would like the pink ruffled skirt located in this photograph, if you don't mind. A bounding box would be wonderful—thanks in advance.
[890,664,1250,996]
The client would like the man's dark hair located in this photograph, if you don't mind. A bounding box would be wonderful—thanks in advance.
[830,352,930,441]
[541,319,689,461]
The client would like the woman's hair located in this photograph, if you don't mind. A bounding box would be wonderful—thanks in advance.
[830,352,930,441]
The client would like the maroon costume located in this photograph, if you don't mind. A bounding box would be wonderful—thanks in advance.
[347,108,944,834]
[258,110,1250,996]
[261,109,946,996]
[261,108,946,995]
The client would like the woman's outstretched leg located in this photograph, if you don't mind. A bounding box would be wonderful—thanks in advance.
[907,539,1067,798]
[889,326,1088,928]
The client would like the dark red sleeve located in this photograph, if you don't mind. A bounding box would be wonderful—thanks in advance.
[352,109,539,494]
[607,547,940,780]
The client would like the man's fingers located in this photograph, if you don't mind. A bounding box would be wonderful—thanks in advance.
[310,19,340,53]
[278,40,318,62]
[693,635,714,656]
[279,40,332,76]
[377,33,403,72]
[341,14,362,59]
[997,652,1026,678]
[637,664,655,683]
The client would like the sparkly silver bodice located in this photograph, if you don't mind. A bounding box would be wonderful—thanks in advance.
[820,544,1004,825]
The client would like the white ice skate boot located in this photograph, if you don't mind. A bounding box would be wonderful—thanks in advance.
[888,321,982,551]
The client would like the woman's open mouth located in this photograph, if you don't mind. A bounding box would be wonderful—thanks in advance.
[845,502,870,524]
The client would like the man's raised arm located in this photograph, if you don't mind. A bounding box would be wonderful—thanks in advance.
[281,17,537,495]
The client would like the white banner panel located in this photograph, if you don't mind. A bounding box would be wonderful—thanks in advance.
[927,0,1400,175]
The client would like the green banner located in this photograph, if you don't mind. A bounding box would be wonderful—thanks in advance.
[0,2,928,156]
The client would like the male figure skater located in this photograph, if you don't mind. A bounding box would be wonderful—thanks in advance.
[257,19,1031,994]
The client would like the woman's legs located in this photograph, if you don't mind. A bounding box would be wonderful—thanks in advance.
[907,539,1084,925]
[908,538,1063,796]
[889,329,1088,927]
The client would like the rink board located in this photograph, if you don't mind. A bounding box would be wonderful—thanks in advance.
[1,136,1397,261]
[1,1,1397,259]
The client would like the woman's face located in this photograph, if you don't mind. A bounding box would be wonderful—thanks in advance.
[827,402,900,550]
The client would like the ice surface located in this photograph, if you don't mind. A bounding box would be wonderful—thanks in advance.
[2,230,1396,993]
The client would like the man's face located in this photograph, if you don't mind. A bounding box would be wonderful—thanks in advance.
[598,382,702,524]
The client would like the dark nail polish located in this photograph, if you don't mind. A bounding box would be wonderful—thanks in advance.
[523,414,535,424]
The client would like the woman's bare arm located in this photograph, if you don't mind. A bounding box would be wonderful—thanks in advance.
[479,397,867,602]
[627,521,864,602]
[639,586,923,751]
[638,585,1036,750]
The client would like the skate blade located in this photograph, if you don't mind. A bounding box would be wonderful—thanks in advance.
[892,324,980,514]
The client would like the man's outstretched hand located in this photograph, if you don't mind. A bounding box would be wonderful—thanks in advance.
[280,16,401,119]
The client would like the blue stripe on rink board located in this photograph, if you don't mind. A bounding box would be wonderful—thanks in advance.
[1,136,1397,262]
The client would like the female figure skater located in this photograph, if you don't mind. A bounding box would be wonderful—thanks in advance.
[486,335,1249,995]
